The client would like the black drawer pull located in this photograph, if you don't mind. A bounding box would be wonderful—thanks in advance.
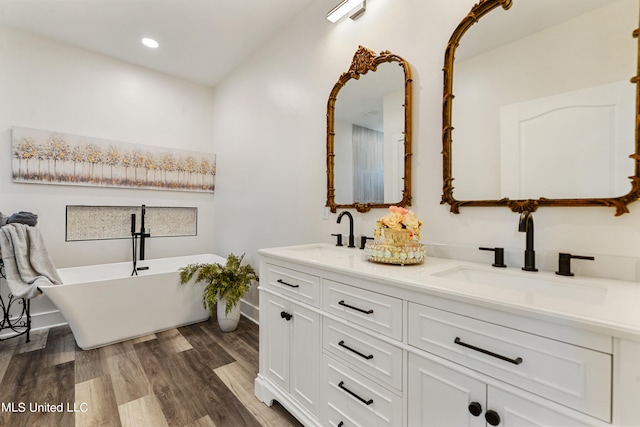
[338,300,374,314]
[338,340,374,360]
[337,423,344,427]
[454,337,523,365]
[277,279,299,288]
[338,381,373,405]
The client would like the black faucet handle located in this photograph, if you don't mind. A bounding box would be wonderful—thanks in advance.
[360,235,374,250]
[556,253,595,276]
[479,247,507,268]
[331,233,343,247]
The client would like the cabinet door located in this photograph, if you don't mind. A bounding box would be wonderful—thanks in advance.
[408,354,486,427]
[264,294,290,391]
[290,302,321,415]
[489,387,598,427]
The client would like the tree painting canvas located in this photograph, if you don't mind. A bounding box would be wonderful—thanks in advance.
[11,127,216,193]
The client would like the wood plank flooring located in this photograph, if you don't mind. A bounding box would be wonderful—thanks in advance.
[0,317,303,427]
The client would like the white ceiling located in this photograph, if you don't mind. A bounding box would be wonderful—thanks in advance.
[0,0,317,87]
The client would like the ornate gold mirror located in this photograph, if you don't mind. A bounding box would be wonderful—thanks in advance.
[442,0,640,215]
[327,46,412,213]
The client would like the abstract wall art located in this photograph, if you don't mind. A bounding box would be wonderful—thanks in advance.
[11,127,216,192]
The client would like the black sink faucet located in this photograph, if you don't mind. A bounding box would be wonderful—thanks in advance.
[337,211,356,248]
[518,211,538,272]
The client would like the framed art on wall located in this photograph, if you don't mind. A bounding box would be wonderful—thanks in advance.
[12,127,216,193]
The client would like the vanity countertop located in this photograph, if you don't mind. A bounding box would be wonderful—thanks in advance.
[259,243,640,342]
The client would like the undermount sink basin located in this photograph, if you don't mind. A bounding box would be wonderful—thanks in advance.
[434,266,607,303]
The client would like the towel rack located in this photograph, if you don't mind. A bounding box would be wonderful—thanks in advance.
[0,260,31,342]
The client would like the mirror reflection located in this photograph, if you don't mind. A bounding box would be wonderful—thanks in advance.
[327,46,412,213]
[442,0,640,215]
[334,63,405,204]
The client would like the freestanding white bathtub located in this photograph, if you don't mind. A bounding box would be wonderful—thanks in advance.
[40,254,224,350]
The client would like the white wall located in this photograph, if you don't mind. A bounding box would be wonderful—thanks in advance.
[3,0,639,327]
[211,0,640,321]
[0,25,216,328]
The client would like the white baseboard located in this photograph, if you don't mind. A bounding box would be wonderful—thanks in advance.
[0,309,66,339]
[240,298,259,324]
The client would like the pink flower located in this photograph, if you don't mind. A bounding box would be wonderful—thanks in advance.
[389,206,408,215]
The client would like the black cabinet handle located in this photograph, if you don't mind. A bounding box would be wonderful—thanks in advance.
[338,340,373,360]
[337,423,344,427]
[280,311,292,321]
[277,279,299,288]
[338,300,374,314]
[338,381,373,405]
[485,410,501,426]
[454,337,523,365]
[468,401,482,417]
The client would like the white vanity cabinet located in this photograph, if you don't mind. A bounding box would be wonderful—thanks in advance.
[256,262,322,426]
[408,354,600,426]
[321,281,404,427]
[255,245,640,427]
[263,293,321,414]
[407,302,612,423]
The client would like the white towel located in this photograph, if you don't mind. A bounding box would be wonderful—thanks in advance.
[0,223,62,299]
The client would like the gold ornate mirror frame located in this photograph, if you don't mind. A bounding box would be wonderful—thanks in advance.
[326,46,413,213]
[441,0,640,216]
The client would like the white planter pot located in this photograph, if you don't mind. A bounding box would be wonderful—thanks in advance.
[217,296,241,332]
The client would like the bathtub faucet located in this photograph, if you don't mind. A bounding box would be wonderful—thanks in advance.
[138,204,151,261]
[130,205,151,276]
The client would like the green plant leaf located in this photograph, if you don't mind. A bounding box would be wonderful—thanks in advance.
[179,253,259,316]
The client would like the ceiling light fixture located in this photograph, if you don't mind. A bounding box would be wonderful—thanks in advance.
[327,0,366,23]
[141,37,159,49]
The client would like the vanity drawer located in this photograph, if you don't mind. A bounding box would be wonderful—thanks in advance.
[324,355,402,427]
[323,279,402,340]
[264,263,320,307]
[323,318,403,391]
[408,302,611,422]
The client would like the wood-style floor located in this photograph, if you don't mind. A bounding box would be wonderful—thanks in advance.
[0,316,303,427]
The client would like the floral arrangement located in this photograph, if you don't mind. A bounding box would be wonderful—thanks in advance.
[374,206,423,241]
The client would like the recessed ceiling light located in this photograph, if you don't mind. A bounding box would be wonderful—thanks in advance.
[141,38,159,49]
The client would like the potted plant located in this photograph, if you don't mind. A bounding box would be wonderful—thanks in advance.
[179,253,258,332]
